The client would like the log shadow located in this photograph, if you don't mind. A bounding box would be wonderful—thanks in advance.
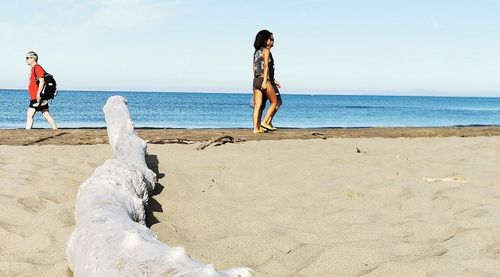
[145,154,166,228]
[22,131,69,146]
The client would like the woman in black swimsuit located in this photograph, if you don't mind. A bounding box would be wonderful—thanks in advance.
[252,30,282,133]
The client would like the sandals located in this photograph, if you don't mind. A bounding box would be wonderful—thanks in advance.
[260,124,277,131]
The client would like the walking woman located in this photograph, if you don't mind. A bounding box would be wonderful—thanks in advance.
[252,30,282,133]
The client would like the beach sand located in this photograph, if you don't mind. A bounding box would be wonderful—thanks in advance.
[1,128,500,276]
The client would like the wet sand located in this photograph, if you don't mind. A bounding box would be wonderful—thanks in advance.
[0,126,499,145]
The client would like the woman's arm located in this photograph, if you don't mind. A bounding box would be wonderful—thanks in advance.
[262,48,270,90]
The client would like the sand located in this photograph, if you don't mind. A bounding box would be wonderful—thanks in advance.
[0,126,500,145]
[1,129,500,276]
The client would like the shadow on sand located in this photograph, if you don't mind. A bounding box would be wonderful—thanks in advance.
[145,154,166,228]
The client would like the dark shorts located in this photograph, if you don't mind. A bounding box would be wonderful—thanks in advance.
[29,99,49,112]
[253,76,280,95]
[253,76,264,90]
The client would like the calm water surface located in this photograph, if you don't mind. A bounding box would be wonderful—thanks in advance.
[1,89,499,128]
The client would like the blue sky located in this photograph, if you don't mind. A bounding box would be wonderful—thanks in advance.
[1,0,500,96]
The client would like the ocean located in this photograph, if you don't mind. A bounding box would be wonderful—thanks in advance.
[1,89,500,129]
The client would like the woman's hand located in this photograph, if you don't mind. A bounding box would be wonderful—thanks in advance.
[275,80,282,88]
[262,80,272,90]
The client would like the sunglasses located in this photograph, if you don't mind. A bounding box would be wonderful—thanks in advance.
[26,57,33,60]
[270,38,274,41]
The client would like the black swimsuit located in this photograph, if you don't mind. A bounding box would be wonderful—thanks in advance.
[253,49,280,95]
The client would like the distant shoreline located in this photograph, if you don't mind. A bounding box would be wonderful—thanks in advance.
[1,126,500,145]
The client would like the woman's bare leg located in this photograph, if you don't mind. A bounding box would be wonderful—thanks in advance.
[252,88,265,133]
[267,94,282,127]
[262,84,278,128]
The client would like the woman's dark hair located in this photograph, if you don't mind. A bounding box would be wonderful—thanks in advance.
[254,30,273,51]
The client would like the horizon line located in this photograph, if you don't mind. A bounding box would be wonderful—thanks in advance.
[1,88,500,98]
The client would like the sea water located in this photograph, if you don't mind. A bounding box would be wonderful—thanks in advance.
[1,89,500,129]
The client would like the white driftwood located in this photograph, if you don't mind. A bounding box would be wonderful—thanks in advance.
[67,96,252,277]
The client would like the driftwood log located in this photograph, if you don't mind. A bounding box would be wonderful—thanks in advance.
[196,136,247,150]
[196,135,235,150]
[66,96,251,276]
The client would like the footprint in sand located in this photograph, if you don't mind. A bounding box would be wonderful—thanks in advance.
[17,196,47,212]
[480,243,500,258]
[347,190,365,198]
[39,193,64,204]
[17,194,63,213]
[57,208,76,227]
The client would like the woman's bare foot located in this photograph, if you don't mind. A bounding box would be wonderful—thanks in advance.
[253,127,267,134]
